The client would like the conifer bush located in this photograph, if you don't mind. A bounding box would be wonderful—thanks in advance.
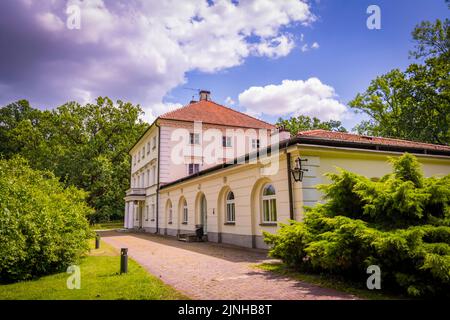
[264,153,450,297]
[0,157,93,282]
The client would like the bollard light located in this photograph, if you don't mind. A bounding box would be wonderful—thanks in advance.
[95,233,100,249]
[120,248,128,274]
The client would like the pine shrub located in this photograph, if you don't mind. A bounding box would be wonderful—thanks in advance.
[264,153,450,297]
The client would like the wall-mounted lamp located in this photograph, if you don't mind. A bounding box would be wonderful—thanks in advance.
[291,157,308,182]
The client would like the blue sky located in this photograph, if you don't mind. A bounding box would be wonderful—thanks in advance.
[166,0,449,129]
[0,0,448,131]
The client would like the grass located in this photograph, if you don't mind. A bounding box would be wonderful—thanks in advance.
[256,262,405,300]
[91,220,124,230]
[0,240,188,300]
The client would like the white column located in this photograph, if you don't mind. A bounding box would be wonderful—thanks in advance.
[124,202,129,228]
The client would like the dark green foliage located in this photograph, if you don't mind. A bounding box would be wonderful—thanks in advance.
[0,97,148,222]
[0,157,93,282]
[350,17,450,145]
[276,115,347,136]
[264,154,450,297]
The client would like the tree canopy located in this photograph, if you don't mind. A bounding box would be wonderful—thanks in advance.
[0,97,148,222]
[276,115,347,136]
[350,16,450,145]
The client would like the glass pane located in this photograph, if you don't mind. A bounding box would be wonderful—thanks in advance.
[232,204,235,222]
[270,199,277,221]
[227,191,234,200]
[263,184,276,196]
[263,200,269,222]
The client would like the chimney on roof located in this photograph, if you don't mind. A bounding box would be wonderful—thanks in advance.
[199,90,211,101]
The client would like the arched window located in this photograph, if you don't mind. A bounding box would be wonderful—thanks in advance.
[262,184,277,223]
[226,191,235,223]
[182,199,188,223]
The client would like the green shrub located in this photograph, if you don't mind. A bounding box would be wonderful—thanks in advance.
[0,157,93,282]
[264,153,450,297]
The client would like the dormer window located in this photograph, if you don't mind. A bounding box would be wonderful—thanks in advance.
[190,133,200,145]
[222,136,232,147]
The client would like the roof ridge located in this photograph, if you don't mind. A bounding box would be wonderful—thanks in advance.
[297,129,450,149]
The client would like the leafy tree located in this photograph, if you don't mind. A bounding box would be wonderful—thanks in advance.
[276,115,347,136]
[0,97,148,222]
[264,154,450,297]
[0,157,93,282]
[350,15,450,145]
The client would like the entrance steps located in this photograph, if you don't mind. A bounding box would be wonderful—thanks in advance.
[177,233,208,242]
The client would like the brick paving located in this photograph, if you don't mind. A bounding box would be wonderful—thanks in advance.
[100,231,358,300]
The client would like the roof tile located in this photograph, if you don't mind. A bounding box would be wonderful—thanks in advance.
[159,100,274,130]
[297,129,450,152]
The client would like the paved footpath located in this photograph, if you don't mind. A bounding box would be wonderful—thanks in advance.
[101,231,357,300]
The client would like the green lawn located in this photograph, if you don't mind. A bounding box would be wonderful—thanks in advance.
[91,220,124,230]
[0,240,188,300]
[256,262,405,300]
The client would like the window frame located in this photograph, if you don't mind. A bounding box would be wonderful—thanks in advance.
[222,136,232,147]
[225,191,236,223]
[261,184,277,223]
[188,163,200,175]
[182,200,188,223]
[189,133,200,145]
[168,203,173,224]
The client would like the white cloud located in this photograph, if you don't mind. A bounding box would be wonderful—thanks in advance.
[311,42,320,49]
[4,0,315,122]
[225,96,235,106]
[238,78,348,121]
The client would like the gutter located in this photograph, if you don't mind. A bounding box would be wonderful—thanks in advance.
[286,151,294,220]
[155,122,161,234]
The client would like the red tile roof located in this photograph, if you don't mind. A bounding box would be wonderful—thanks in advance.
[159,100,275,130]
[297,130,450,152]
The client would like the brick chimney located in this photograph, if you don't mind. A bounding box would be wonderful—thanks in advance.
[199,90,211,101]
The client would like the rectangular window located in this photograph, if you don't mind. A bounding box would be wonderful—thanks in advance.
[226,203,235,223]
[147,170,150,187]
[183,206,188,223]
[251,139,260,149]
[151,204,155,220]
[188,163,199,175]
[152,166,156,184]
[138,151,140,162]
[141,173,145,188]
[153,136,157,149]
[145,205,149,221]
[189,133,200,145]
[262,199,277,222]
[142,147,145,159]
[147,142,151,154]
[222,136,232,147]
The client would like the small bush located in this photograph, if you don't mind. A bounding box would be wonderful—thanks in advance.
[264,153,450,297]
[0,157,93,282]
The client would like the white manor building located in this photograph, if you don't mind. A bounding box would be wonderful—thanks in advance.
[124,90,450,249]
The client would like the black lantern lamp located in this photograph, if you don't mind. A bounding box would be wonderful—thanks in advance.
[291,157,308,182]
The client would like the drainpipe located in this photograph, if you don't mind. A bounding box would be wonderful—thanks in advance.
[155,122,161,234]
[286,151,295,220]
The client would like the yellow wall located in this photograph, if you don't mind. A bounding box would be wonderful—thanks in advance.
[159,145,450,248]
